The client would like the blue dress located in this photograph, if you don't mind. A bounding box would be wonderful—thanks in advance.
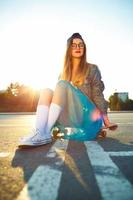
[53,80,103,141]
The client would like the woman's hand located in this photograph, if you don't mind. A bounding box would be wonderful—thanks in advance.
[102,114,118,130]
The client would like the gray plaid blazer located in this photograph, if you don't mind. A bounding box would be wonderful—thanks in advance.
[78,63,108,114]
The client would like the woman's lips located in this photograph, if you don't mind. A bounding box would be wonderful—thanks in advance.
[75,50,81,53]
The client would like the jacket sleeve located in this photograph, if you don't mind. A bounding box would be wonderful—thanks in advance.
[90,65,108,114]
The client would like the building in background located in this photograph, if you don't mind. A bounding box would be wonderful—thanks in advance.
[114,92,129,102]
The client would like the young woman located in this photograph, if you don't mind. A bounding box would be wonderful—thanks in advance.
[19,33,117,146]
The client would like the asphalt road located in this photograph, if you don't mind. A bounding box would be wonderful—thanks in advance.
[0,112,133,200]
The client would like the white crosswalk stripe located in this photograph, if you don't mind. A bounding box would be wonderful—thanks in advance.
[0,152,10,157]
[14,139,133,200]
[84,141,133,200]
[16,139,68,200]
[108,151,133,156]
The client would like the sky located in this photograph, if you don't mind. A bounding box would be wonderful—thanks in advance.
[0,0,133,100]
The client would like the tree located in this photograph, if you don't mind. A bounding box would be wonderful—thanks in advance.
[0,82,39,112]
[109,93,120,111]
[109,93,133,111]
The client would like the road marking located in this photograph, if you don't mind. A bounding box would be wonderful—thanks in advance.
[16,139,68,200]
[0,152,10,157]
[0,124,32,127]
[108,151,133,156]
[84,141,133,200]
[117,122,133,125]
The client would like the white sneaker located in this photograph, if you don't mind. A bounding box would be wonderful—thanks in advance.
[18,129,52,147]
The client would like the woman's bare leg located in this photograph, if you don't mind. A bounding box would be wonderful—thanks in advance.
[38,88,53,106]
[46,81,67,133]
[51,81,67,106]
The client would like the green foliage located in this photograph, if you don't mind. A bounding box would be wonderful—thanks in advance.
[108,93,133,111]
[0,83,39,112]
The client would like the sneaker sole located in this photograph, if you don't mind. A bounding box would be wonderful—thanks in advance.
[18,138,52,148]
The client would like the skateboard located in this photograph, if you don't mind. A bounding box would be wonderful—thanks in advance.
[97,124,118,139]
[53,124,118,140]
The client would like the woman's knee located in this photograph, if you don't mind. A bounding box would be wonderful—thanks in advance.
[52,81,68,105]
[56,80,68,89]
[38,88,54,106]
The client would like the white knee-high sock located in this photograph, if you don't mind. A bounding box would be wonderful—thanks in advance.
[46,103,62,134]
[35,105,49,135]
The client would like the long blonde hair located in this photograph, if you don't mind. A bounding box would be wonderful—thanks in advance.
[60,33,89,86]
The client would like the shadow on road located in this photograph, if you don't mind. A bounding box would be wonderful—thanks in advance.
[98,137,133,151]
[98,137,133,185]
[11,137,133,200]
[12,142,54,182]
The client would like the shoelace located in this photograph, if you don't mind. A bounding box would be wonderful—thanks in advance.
[31,129,51,142]
[21,129,41,141]
[30,129,44,142]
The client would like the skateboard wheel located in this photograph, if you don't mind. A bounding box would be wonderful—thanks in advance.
[97,130,107,138]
